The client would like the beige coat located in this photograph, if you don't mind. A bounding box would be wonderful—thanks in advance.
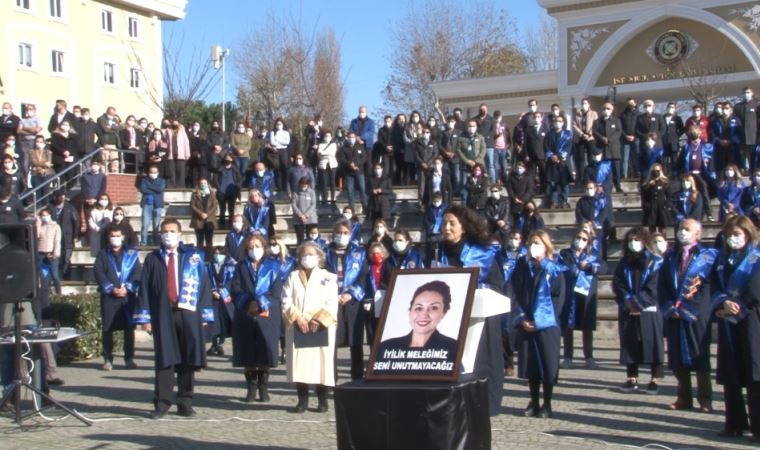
[282,267,338,386]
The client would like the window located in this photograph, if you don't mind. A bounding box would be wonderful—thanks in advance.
[18,43,32,67]
[103,62,115,84]
[128,17,139,38]
[130,68,141,89]
[51,50,64,73]
[49,0,61,17]
[101,9,113,32]
[16,0,30,10]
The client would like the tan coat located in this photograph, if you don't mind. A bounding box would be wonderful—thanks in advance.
[282,267,338,386]
[190,188,219,230]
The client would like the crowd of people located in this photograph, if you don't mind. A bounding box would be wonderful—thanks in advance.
[1,90,760,441]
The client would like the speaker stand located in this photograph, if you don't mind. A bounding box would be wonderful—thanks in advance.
[0,301,91,426]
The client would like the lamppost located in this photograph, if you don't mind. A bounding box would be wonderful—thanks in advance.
[211,45,230,132]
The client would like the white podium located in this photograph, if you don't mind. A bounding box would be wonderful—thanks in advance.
[461,288,510,373]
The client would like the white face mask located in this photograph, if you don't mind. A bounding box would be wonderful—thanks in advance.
[628,239,643,253]
[694,110,702,118]
[342,212,352,220]
[574,238,587,250]
[192,125,200,132]
[594,155,603,162]
[375,169,383,177]
[334,234,350,247]
[517,167,525,175]
[529,105,538,113]
[98,199,109,207]
[232,221,243,232]
[529,243,545,259]
[113,214,124,222]
[677,229,693,245]
[308,233,319,241]
[645,106,654,114]
[256,170,265,177]
[91,165,100,173]
[491,192,500,200]
[587,189,596,197]
[249,247,264,261]
[745,93,753,102]
[728,234,746,250]
[161,232,179,249]
[683,182,692,189]
[393,240,408,253]
[237,127,245,133]
[726,170,735,178]
[432,201,442,208]
[301,254,318,270]
[109,236,123,248]
[468,127,477,134]
[510,239,520,250]
[40,215,51,224]
[347,138,356,145]
[148,173,159,180]
[270,245,281,255]
[667,108,676,115]
[35,142,45,149]
[214,254,226,264]
[375,227,385,235]
[646,139,656,149]
[553,122,563,130]
[656,241,668,254]
[295,159,303,166]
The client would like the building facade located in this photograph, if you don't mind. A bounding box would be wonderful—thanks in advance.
[1,0,186,126]
[432,0,760,119]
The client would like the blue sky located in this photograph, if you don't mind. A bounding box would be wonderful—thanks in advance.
[163,0,544,120]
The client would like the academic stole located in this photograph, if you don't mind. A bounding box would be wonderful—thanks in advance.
[622,253,663,311]
[530,258,562,331]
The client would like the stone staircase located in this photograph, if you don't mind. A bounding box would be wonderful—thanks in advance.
[61,179,725,321]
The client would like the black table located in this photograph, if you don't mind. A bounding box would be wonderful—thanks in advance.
[334,375,491,450]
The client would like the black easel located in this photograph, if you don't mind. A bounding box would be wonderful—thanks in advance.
[0,301,91,426]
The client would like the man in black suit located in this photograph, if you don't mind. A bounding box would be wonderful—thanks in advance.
[593,102,624,193]
[662,102,685,175]
[734,87,759,172]
[47,99,76,135]
[635,99,666,177]
[49,188,79,283]
[523,112,547,191]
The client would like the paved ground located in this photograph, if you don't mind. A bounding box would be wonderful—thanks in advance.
[0,331,756,450]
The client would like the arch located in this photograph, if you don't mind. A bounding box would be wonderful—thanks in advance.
[576,4,760,94]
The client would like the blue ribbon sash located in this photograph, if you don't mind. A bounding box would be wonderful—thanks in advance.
[596,161,611,186]
[712,246,760,318]
[621,253,663,312]
[166,247,204,312]
[440,242,496,287]
[668,248,718,323]
[245,258,278,312]
[532,259,562,330]
[108,248,139,291]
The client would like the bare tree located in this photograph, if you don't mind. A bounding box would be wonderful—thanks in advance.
[523,12,558,72]
[127,29,220,119]
[382,0,525,116]
[235,10,345,132]
[678,57,731,108]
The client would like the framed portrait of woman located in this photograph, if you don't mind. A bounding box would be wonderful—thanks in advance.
[366,268,478,381]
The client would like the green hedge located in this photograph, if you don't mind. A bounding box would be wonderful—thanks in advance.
[46,293,123,364]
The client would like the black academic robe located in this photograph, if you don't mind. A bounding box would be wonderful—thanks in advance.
[224,230,248,262]
[230,257,282,368]
[137,246,213,369]
[612,253,664,365]
[204,262,235,342]
[328,244,369,348]
[558,248,605,331]
[94,247,142,331]
[659,245,714,372]
[509,257,566,384]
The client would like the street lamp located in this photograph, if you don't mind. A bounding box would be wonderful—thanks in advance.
[211,45,230,132]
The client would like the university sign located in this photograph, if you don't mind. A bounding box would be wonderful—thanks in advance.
[612,64,737,86]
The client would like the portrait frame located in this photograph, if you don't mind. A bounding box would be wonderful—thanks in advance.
[366,268,479,381]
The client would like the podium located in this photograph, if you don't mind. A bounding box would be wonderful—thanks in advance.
[334,289,510,449]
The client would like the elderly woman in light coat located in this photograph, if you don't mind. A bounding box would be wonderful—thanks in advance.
[282,241,339,413]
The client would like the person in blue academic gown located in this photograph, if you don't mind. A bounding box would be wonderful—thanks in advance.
[559,227,606,369]
[230,234,283,403]
[710,216,760,439]
[495,229,527,376]
[388,229,425,271]
[612,226,664,395]
[224,214,249,262]
[205,246,235,357]
[134,218,214,419]
[243,188,276,237]
[94,225,141,371]
[659,218,716,412]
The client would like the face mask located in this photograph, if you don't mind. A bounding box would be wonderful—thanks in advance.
[295,159,303,166]
[375,227,385,235]
[348,138,356,145]
[270,245,281,255]
[652,170,661,178]
[473,170,482,177]
[656,241,668,254]
[237,127,245,133]
[677,229,693,245]
[448,122,455,130]
[200,184,209,193]
[726,170,735,178]
[309,233,319,241]
[214,254,225,264]
[40,215,51,224]
[667,108,676,115]
[393,240,408,253]
[369,253,384,264]
[594,155,602,162]
[149,173,159,180]
[690,133,700,140]
[517,167,525,175]
[602,110,611,118]
[334,234,350,247]
[375,169,383,177]
[161,232,179,249]
[581,104,589,112]
[343,212,352,220]
[529,243,545,259]
[715,107,723,116]
[113,213,124,222]
[98,199,109,207]
[574,238,587,250]
[35,142,45,149]
[694,110,702,118]
[728,234,747,250]
[256,170,265,177]
[249,248,264,261]
[232,221,243,232]
[301,254,318,270]
[529,105,538,113]
[432,201,442,208]
[191,125,200,133]
[490,192,500,200]
[645,106,654,114]
[745,93,753,101]
[553,122,563,130]
[587,189,596,197]
[91,165,101,173]
[109,236,123,248]
[468,127,477,134]
[683,182,692,189]
[510,239,520,249]
[422,134,430,141]
[646,140,655,149]
[628,239,643,253]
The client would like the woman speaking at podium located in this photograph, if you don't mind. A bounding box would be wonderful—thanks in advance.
[433,204,505,416]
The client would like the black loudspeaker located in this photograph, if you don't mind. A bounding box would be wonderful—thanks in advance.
[0,222,37,303]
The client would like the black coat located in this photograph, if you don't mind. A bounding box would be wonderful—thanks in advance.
[509,257,566,384]
[50,201,80,249]
[422,168,453,206]
[484,197,509,233]
[672,190,704,224]
[662,114,685,155]
[138,247,213,369]
[337,143,368,176]
[641,180,673,228]
[507,173,534,215]
[635,113,666,150]
[524,126,547,160]
[733,99,758,145]
[367,175,392,220]
[592,116,623,160]
[224,230,248,262]
[464,174,488,210]
[613,253,664,365]
[559,248,605,331]
[94,247,141,331]
[230,258,282,368]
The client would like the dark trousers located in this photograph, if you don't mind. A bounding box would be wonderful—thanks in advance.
[609,159,623,190]
[318,168,336,203]
[294,223,314,245]
[103,327,136,362]
[350,345,363,380]
[166,160,187,188]
[673,367,712,407]
[502,328,515,369]
[692,172,714,218]
[154,310,195,412]
[723,383,752,434]
[194,226,214,251]
[218,195,236,228]
[563,329,594,359]
[626,363,663,379]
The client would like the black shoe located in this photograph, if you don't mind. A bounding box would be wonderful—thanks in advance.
[644,381,659,395]
[717,429,743,438]
[619,380,639,393]
[316,402,328,413]
[290,401,307,413]
[245,372,257,403]
[538,405,553,419]
[214,345,225,356]
[177,407,196,417]
[149,409,168,420]
[524,402,539,417]
[257,373,270,402]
